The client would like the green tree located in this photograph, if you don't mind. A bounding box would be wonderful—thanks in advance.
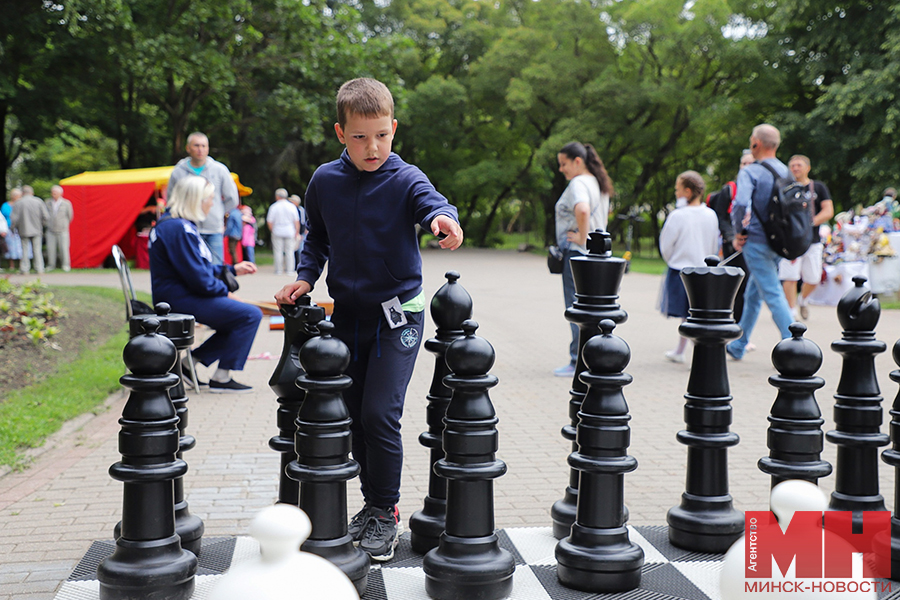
[766,1,900,209]
[0,2,88,188]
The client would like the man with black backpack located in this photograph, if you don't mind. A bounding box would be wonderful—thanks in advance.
[725,124,795,361]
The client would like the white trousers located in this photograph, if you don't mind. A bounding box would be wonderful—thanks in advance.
[272,235,295,274]
[20,235,44,274]
[46,230,70,271]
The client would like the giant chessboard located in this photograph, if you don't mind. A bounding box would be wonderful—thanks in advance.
[53,525,899,600]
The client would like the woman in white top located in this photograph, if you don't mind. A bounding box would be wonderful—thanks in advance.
[658,170,719,363]
[553,141,613,377]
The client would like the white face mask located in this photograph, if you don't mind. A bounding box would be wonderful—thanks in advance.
[675,196,688,208]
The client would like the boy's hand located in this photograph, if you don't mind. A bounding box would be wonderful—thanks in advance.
[275,280,312,305]
[432,215,464,250]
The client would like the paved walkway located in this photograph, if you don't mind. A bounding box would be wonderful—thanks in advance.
[2,248,899,599]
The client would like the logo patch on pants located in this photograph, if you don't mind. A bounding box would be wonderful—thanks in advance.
[400,327,419,348]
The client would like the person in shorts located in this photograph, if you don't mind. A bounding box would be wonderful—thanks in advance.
[778,155,833,320]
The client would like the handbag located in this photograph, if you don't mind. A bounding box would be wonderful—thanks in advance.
[547,245,565,274]
[217,266,240,292]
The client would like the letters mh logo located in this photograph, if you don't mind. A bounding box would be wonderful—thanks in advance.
[745,510,891,579]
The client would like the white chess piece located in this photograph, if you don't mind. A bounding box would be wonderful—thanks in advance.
[719,480,876,599]
[209,504,360,600]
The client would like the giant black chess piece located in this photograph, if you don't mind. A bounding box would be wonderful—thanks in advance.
[423,320,515,600]
[410,271,473,554]
[758,323,832,488]
[552,230,627,539]
[876,337,900,580]
[826,276,889,526]
[285,320,369,596]
[268,297,326,505]
[98,318,198,600]
[127,302,204,556]
[556,319,643,593]
[667,257,744,553]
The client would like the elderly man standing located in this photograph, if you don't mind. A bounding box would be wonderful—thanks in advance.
[267,188,300,275]
[45,185,74,271]
[167,131,239,265]
[11,185,49,275]
[726,124,795,361]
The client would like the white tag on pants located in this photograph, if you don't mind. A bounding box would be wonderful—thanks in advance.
[381,296,408,329]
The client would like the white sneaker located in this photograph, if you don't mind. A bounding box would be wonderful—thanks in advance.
[665,351,685,364]
[799,301,809,320]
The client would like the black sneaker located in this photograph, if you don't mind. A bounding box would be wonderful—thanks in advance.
[208,379,253,394]
[348,504,372,543]
[359,505,400,562]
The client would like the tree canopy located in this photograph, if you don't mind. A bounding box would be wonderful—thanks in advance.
[4,0,897,245]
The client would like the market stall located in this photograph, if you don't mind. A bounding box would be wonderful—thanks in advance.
[808,196,900,305]
[59,166,252,268]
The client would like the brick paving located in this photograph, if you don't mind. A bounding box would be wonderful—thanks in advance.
[2,247,899,599]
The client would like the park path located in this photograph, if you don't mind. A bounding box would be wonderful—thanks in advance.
[2,247,899,599]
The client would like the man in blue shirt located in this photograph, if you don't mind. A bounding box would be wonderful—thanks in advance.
[726,124,794,360]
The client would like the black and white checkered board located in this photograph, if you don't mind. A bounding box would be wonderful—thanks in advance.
[54,526,900,600]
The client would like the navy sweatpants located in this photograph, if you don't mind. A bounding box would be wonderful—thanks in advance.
[330,308,424,509]
[168,294,262,371]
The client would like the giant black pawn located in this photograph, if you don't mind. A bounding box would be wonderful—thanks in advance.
[552,230,628,539]
[556,319,643,593]
[826,276,889,527]
[127,302,204,556]
[285,320,369,596]
[758,323,832,488]
[876,338,900,580]
[667,257,745,553]
[410,271,474,554]
[268,297,326,505]
[424,320,515,600]
[98,319,197,600]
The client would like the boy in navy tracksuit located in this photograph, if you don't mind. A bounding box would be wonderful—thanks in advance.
[275,78,464,561]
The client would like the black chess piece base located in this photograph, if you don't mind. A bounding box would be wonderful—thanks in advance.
[556,524,643,592]
[97,534,197,600]
[550,491,577,540]
[423,533,515,600]
[667,493,744,554]
[301,534,370,597]
[410,495,447,554]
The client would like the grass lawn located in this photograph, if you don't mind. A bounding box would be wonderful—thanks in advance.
[0,285,147,469]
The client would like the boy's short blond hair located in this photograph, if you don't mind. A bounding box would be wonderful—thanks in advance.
[336,78,394,127]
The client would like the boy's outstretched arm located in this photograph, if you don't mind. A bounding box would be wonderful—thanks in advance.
[431,215,464,250]
[275,279,312,305]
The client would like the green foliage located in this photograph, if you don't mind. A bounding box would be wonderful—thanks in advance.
[0,327,128,468]
[7,0,900,248]
[767,2,900,210]
[0,280,65,348]
[0,285,131,468]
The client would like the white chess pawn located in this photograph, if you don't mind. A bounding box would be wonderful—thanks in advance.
[719,480,876,600]
[209,504,360,600]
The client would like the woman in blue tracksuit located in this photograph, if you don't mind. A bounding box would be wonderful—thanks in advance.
[149,175,261,393]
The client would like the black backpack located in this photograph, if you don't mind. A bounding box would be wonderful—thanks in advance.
[706,181,737,244]
[753,161,813,260]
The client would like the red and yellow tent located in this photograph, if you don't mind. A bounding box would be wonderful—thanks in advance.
[59,166,252,268]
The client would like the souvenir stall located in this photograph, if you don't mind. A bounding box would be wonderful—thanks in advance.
[59,167,252,269]
[808,196,900,305]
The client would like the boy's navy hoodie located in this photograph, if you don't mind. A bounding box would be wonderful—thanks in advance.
[296,150,458,319]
